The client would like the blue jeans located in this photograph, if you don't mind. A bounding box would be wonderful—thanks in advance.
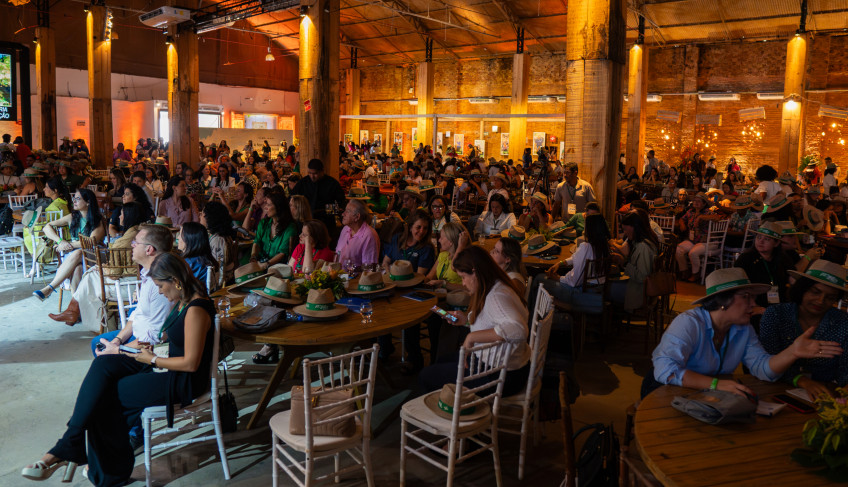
[90,330,136,357]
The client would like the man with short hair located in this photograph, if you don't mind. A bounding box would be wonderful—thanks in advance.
[552,162,597,220]
[643,150,659,175]
[90,224,174,355]
[291,158,347,234]
[336,199,380,267]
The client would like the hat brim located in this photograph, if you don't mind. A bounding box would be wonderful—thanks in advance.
[252,289,304,305]
[691,283,772,305]
[730,202,754,210]
[751,229,781,241]
[804,210,825,231]
[292,303,349,318]
[347,195,371,201]
[346,279,397,295]
[523,242,556,255]
[225,272,273,292]
[787,270,848,293]
[387,273,425,288]
[765,200,791,213]
[422,389,490,421]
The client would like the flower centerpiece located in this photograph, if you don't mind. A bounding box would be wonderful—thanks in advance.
[294,269,346,300]
[791,387,848,482]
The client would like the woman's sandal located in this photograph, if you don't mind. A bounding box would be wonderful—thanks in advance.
[21,459,77,482]
[252,345,279,364]
[32,284,57,302]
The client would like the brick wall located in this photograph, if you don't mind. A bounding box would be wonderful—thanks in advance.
[354,34,848,171]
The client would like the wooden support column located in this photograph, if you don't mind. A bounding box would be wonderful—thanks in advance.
[681,45,699,150]
[344,68,360,144]
[167,28,199,172]
[625,43,647,174]
[35,26,57,151]
[299,0,340,178]
[86,5,113,169]
[564,0,627,222]
[509,53,531,163]
[416,61,434,152]
[779,34,808,174]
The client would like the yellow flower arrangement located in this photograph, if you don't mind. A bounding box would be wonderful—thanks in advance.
[792,387,848,481]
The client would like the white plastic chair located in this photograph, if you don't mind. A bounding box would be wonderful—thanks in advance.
[9,194,36,237]
[400,341,513,487]
[498,285,554,480]
[698,219,729,284]
[722,217,760,267]
[270,344,380,487]
[114,279,142,330]
[650,214,675,235]
[0,236,27,276]
[141,314,231,487]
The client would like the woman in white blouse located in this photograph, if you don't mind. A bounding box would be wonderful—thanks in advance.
[527,213,611,310]
[419,246,530,397]
[213,165,236,191]
[475,193,516,237]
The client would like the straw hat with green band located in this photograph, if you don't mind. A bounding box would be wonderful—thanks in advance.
[225,262,272,293]
[779,171,795,184]
[803,206,825,232]
[422,383,490,421]
[522,234,556,255]
[501,225,526,240]
[347,186,370,200]
[652,197,670,210]
[22,168,42,178]
[252,276,303,305]
[548,221,569,236]
[692,268,772,305]
[292,288,348,318]
[774,221,801,236]
[730,195,755,210]
[531,192,551,211]
[388,260,425,287]
[788,259,848,294]
[346,271,396,295]
[419,180,435,191]
[764,192,791,213]
[751,221,783,241]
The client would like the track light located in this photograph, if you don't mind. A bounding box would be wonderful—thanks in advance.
[165,35,173,45]
[299,5,309,17]
[83,3,89,12]
[33,36,38,44]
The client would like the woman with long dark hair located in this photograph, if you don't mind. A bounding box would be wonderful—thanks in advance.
[22,252,216,486]
[159,176,198,227]
[611,211,658,312]
[178,222,220,290]
[213,181,252,225]
[250,191,297,269]
[201,201,238,284]
[381,208,435,274]
[490,236,527,296]
[420,245,530,397]
[109,182,153,236]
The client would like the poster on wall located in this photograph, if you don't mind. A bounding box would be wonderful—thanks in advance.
[344,134,353,145]
[373,133,382,149]
[436,132,444,151]
[411,127,418,146]
[454,134,464,155]
[559,141,565,161]
[500,133,509,156]
[0,50,16,121]
[474,140,486,157]
[359,130,369,145]
[532,132,546,156]
[393,132,403,152]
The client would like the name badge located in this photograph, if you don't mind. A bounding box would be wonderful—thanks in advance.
[767,286,780,304]
[567,203,577,215]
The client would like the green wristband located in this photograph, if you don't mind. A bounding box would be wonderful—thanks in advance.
[792,374,803,387]
[710,378,719,390]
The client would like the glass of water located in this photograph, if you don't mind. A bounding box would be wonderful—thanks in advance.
[217,296,231,317]
[359,302,373,325]
[478,234,486,246]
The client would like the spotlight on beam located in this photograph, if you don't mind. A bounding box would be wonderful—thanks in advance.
[299,5,309,17]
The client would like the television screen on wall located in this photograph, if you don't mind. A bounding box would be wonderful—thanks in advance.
[0,50,17,122]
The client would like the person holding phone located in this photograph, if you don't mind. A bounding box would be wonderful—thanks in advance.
[759,260,848,399]
[21,252,216,486]
[646,268,842,399]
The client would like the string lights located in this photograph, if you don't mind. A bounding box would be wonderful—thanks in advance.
[654,121,680,162]
[741,120,765,144]
[694,125,718,155]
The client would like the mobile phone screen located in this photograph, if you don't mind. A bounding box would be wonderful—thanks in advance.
[119,345,141,354]
[431,306,457,322]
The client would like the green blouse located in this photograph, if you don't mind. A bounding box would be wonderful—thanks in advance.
[255,218,297,263]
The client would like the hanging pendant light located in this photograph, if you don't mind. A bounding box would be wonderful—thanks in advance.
[265,47,275,62]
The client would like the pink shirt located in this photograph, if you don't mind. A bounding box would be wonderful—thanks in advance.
[291,244,335,272]
[335,224,380,267]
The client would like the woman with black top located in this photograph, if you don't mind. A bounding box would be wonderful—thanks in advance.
[109,182,153,236]
[733,221,793,320]
[21,252,215,486]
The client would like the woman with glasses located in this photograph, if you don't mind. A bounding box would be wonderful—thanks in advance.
[33,188,106,303]
[645,268,842,398]
[759,260,848,400]
[428,194,459,235]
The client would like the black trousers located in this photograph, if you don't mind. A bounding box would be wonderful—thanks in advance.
[48,354,170,487]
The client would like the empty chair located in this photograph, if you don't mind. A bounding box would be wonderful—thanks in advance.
[697,219,729,284]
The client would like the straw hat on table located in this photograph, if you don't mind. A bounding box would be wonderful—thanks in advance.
[347,271,396,295]
[292,289,348,318]
[225,262,272,293]
[388,260,425,287]
[522,234,555,255]
[251,276,303,305]
[500,225,526,240]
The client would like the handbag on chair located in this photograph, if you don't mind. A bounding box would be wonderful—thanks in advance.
[289,386,356,437]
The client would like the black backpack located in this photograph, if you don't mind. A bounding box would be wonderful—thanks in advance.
[0,204,12,236]
[574,423,619,487]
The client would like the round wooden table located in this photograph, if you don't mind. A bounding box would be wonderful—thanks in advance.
[635,377,831,487]
[474,235,574,267]
[220,288,436,429]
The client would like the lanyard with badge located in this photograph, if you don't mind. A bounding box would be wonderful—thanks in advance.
[566,184,577,215]
[761,259,780,304]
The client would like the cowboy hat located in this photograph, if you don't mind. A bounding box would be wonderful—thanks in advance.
[764,192,791,213]
[227,262,272,292]
[522,234,555,255]
[501,225,526,240]
[803,206,825,232]
[775,220,802,236]
[347,271,396,295]
[422,383,490,421]
[730,195,755,210]
[269,263,294,280]
[251,276,303,305]
[292,288,348,318]
[530,192,551,211]
[751,221,783,241]
[347,186,370,200]
[22,168,41,178]
[651,197,670,210]
[401,186,426,201]
[548,221,569,236]
[788,259,848,294]
[692,268,772,305]
[154,216,178,231]
[388,260,425,287]
[419,180,435,191]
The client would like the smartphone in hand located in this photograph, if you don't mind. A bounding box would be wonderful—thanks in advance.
[431,305,458,323]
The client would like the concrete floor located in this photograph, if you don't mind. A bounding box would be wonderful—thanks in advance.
[0,259,703,486]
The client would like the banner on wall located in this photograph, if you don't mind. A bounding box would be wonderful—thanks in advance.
[393,131,403,152]
[532,132,546,155]
[500,133,509,156]
[454,134,464,155]
[559,141,565,161]
[359,130,369,144]
[344,134,353,145]
[0,50,17,121]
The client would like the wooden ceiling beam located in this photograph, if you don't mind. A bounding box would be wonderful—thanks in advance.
[490,0,552,54]
[372,0,460,59]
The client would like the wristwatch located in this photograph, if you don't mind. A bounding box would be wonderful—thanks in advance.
[150,356,158,367]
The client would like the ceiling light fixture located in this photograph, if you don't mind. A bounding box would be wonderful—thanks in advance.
[299,5,309,17]
[265,47,275,61]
